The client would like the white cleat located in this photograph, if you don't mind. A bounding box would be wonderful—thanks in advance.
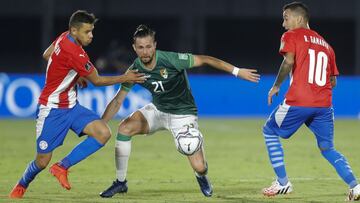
[262,180,293,197]
[347,184,360,201]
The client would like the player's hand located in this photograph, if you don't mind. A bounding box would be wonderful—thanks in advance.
[268,86,280,105]
[77,77,88,89]
[123,70,146,83]
[237,68,260,83]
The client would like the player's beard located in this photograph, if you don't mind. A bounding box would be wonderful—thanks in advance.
[141,54,154,65]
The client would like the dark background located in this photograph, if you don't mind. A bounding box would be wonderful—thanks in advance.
[1,0,359,75]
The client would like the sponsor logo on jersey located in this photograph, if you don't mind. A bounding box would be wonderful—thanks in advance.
[160,68,168,79]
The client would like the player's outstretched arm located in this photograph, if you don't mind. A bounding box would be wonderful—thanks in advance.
[42,44,55,61]
[102,88,129,122]
[192,55,260,83]
[85,69,146,86]
[268,52,294,105]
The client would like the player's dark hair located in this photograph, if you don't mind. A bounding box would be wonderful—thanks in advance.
[283,2,310,22]
[133,24,156,42]
[69,10,98,29]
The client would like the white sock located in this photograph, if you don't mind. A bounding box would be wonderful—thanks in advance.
[115,140,131,182]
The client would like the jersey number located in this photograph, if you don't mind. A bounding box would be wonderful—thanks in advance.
[308,49,328,86]
[152,81,165,93]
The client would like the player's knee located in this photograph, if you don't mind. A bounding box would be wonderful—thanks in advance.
[101,126,111,140]
[95,124,111,144]
[118,122,136,136]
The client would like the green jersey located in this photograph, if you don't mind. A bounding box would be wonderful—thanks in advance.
[123,50,197,115]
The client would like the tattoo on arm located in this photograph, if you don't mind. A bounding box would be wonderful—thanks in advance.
[274,58,293,87]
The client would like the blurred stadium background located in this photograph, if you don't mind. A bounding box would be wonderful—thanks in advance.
[1,0,360,202]
[1,0,360,118]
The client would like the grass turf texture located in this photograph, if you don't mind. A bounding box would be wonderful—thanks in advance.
[0,119,359,202]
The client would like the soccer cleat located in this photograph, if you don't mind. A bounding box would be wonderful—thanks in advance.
[347,184,360,201]
[9,183,26,199]
[195,174,213,197]
[262,180,293,197]
[100,179,128,198]
[49,163,71,190]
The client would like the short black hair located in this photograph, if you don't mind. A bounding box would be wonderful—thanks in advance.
[69,10,98,29]
[133,24,156,42]
[283,2,310,21]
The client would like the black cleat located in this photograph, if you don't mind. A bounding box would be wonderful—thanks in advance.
[100,179,128,198]
[195,175,213,197]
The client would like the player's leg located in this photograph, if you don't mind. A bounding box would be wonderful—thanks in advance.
[9,152,53,199]
[101,104,157,198]
[262,104,310,196]
[168,114,212,197]
[115,110,150,182]
[10,105,71,198]
[188,148,213,197]
[57,120,111,169]
[50,104,107,190]
[307,107,359,201]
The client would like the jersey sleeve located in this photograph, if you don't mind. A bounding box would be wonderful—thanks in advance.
[121,63,136,92]
[279,31,296,55]
[164,51,194,71]
[69,52,95,77]
[329,47,339,76]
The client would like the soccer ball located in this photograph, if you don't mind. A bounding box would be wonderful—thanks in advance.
[175,127,203,156]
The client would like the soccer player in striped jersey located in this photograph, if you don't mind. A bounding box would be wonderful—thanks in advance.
[262,2,360,201]
[98,24,260,198]
[9,10,145,199]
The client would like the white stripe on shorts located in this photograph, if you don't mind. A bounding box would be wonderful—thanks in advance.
[36,105,51,139]
[275,102,290,127]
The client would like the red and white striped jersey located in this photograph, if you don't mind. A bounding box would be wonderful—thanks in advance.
[38,31,95,108]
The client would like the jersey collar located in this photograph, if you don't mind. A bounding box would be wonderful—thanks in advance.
[67,34,78,45]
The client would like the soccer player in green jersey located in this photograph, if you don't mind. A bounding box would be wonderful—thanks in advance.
[99,24,260,198]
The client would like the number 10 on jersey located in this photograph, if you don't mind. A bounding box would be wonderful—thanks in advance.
[308,49,328,86]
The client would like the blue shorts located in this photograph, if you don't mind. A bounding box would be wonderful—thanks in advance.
[263,102,334,149]
[35,103,100,153]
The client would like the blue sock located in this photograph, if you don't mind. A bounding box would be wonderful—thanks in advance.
[321,148,358,188]
[263,133,288,186]
[19,160,43,188]
[60,136,104,169]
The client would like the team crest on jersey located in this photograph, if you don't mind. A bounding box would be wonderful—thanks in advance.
[160,68,168,79]
[178,53,189,60]
[85,62,92,71]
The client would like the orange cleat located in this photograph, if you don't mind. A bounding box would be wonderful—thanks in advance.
[9,183,26,199]
[49,163,71,190]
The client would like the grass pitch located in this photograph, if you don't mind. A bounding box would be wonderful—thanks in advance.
[0,119,359,203]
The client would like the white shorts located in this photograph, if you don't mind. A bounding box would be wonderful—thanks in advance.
[138,103,199,138]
